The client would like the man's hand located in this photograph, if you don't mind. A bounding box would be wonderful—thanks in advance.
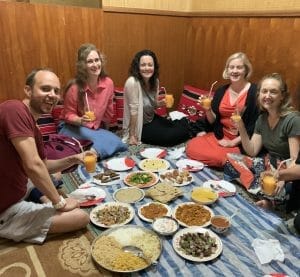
[57,197,80,212]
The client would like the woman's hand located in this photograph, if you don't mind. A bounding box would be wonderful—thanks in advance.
[274,180,285,195]
[218,138,235,147]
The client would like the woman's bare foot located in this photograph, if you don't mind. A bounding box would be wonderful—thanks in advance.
[256,199,273,209]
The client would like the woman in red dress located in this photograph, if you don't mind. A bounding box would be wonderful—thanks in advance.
[186,52,259,167]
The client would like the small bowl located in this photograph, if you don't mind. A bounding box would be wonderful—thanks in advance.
[210,215,231,234]
[191,187,218,205]
[152,216,179,236]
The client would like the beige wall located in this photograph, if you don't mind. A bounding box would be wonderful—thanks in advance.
[103,0,300,13]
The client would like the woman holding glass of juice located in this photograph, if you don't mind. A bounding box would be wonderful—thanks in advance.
[186,52,259,167]
[122,49,190,146]
[225,73,300,213]
[59,43,127,158]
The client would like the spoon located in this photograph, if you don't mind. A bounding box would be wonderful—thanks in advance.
[122,245,154,265]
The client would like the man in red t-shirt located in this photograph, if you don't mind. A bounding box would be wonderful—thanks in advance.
[0,68,90,243]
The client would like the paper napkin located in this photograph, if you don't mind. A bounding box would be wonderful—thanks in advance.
[252,238,284,264]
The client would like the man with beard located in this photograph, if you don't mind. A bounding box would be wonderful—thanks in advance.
[0,68,90,244]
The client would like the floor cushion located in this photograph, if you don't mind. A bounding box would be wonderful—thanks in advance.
[177,85,214,122]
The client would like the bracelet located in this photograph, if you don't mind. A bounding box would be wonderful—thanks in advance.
[52,195,66,210]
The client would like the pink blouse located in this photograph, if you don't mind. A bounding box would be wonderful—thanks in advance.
[62,77,114,129]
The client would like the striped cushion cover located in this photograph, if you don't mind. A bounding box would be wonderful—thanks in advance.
[37,114,57,140]
[177,85,214,122]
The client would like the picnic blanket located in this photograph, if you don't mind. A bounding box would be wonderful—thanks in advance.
[62,153,300,277]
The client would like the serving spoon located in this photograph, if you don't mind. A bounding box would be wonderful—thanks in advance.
[122,245,155,265]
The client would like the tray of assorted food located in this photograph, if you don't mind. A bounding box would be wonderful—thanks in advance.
[172,226,222,262]
[91,225,162,273]
[138,202,172,222]
[90,202,134,228]
[159,169,193,186]
[173,202,213,227]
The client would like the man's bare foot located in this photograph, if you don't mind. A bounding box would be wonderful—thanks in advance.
[256,199,272,209]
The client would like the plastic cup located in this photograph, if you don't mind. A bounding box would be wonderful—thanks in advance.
[231,113,241,123]
[201,96,212,109]
[261,174,277,195]
[165,94,174,108]
[85,110,96,121]
[84,153,97,173]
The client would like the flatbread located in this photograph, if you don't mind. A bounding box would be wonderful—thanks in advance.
[145,182,183,203]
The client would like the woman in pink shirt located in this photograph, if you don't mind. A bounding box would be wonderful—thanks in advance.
[59,43,127,158]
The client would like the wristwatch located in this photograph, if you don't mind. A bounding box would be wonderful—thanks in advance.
[53,196,66,210]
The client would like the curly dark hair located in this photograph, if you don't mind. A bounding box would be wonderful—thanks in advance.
[129,49,159,91]
[257,73,296,116]
[64,43,107,112]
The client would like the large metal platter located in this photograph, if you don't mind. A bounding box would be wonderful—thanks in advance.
[91,225,162,273]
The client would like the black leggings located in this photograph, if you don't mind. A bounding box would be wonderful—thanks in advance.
[141,114,190,147]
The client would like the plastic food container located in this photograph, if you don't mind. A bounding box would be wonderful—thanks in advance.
[152,216,179,236]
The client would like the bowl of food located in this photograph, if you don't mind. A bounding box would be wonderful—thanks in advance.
[152,216,179,236]
[191,187,218,205]
[210,215,230,234]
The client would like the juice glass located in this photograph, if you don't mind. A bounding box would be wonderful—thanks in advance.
[231,111,242,123]
[200,96,212,109]
[261,172,277,196]
[165,94,174,108]
[84,153,97,173]
[85,110,96,121]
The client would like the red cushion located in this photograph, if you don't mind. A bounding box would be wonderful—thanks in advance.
[51,104,64,128]
[155,88,168,117]
[114,87,124,130]
[177,85,214,122]
[37,114,57,140]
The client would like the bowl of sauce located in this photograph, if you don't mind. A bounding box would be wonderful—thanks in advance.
[210,215,230,234]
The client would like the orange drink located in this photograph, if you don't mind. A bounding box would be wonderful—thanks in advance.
[85,110,96,121]
[231,113,241,123]
[84,153,97,173]
[201,96,212,109]
[165,94,174,108]
[262,174,277,195]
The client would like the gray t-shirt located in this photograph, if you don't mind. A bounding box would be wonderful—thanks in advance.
[254,112,300,159]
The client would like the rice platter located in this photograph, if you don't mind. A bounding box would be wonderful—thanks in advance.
[113,187,145,203]
[91,225,162,273]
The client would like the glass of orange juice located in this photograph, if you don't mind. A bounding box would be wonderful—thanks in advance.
[231,111,242,123]
[199,95,212,109]
[261,172,277,196]
[165,94,174,108]
[84,153,97,173]
[85,110,96,121]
